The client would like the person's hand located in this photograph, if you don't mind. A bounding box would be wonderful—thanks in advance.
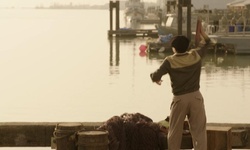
[155,80,163,85]
[200,23,210,42]
[195,17,202,47]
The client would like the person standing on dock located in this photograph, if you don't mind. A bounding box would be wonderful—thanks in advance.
[150,18,211,150]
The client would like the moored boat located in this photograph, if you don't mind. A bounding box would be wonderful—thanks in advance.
[124,0,145,28]
[204,0,250,54]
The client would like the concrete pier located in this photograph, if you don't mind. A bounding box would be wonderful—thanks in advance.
[0,122,101,147]
[0,122,250,149]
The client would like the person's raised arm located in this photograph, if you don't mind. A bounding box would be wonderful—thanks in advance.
[195,17,211,57]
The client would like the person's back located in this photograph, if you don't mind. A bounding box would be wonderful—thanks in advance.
[164,49,202,95]
[150,25,210,150]
[150,35,209,95]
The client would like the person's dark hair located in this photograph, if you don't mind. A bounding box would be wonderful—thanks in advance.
[165,116,169,122]
[171,35,190,53]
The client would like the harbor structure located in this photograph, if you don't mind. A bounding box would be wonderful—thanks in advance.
[0,122,249,149]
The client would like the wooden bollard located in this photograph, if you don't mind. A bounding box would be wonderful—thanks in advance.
[53,123,84,150]
[77,130,109,150]
[207,126,232,150]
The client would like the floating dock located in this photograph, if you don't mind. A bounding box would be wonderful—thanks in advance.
[140,19,160,24]
[108,29,159,37]
[108,0,192,39]
[108,1,159,37]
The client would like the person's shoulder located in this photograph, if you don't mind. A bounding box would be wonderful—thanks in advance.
[165,54,175,61]
[189,49,198,53]
[188,48,202,56]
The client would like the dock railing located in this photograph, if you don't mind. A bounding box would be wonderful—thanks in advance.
[206,24,250,36]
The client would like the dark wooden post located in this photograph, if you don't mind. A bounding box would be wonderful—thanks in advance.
[166,1,170,13]
[177,0,192,40]
[109,1,114,31]
[186,0,192,40]
[115,1,120,30]
[109,1,120,32]
[177,0,182,35]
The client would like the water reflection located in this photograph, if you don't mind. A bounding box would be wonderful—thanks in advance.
[203,54,250,91]
[147,51,250,91]
[204,54,250,68]
[147,51,171,60]
[109,36,250,68]
[108,37,250,94]
[109,37,120,75]
[146,51,250,69]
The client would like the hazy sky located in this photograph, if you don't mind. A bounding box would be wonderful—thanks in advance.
[0,0,155,7]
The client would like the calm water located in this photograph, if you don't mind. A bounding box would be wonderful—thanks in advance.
[0,9,250,125]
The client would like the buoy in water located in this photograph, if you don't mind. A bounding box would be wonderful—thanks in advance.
[139,44,147,52]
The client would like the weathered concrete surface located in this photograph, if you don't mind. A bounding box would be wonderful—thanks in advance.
[0,122,249,149]
[0,122,102,147]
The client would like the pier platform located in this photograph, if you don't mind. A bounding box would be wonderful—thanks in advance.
[140,19,160,24]
[0,122,249,149]
[108,29,159,37]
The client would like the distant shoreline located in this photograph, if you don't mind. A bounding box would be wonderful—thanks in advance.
[35,4,110,10]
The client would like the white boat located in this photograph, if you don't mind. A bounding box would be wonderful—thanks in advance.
[161,3,250,54]
[124,0,145,28]
[124,0,145,17]
[204,0,250,54]
[208,32,250,54]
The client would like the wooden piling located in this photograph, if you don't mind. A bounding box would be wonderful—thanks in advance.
[177,0,192,40]
[109,1,113,31]
[115,1,120,30]
[177,0,183,35]
[109,1,120,32]
[186,0,192,40]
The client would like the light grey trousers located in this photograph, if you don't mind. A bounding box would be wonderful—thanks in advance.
[167,90,207,150]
